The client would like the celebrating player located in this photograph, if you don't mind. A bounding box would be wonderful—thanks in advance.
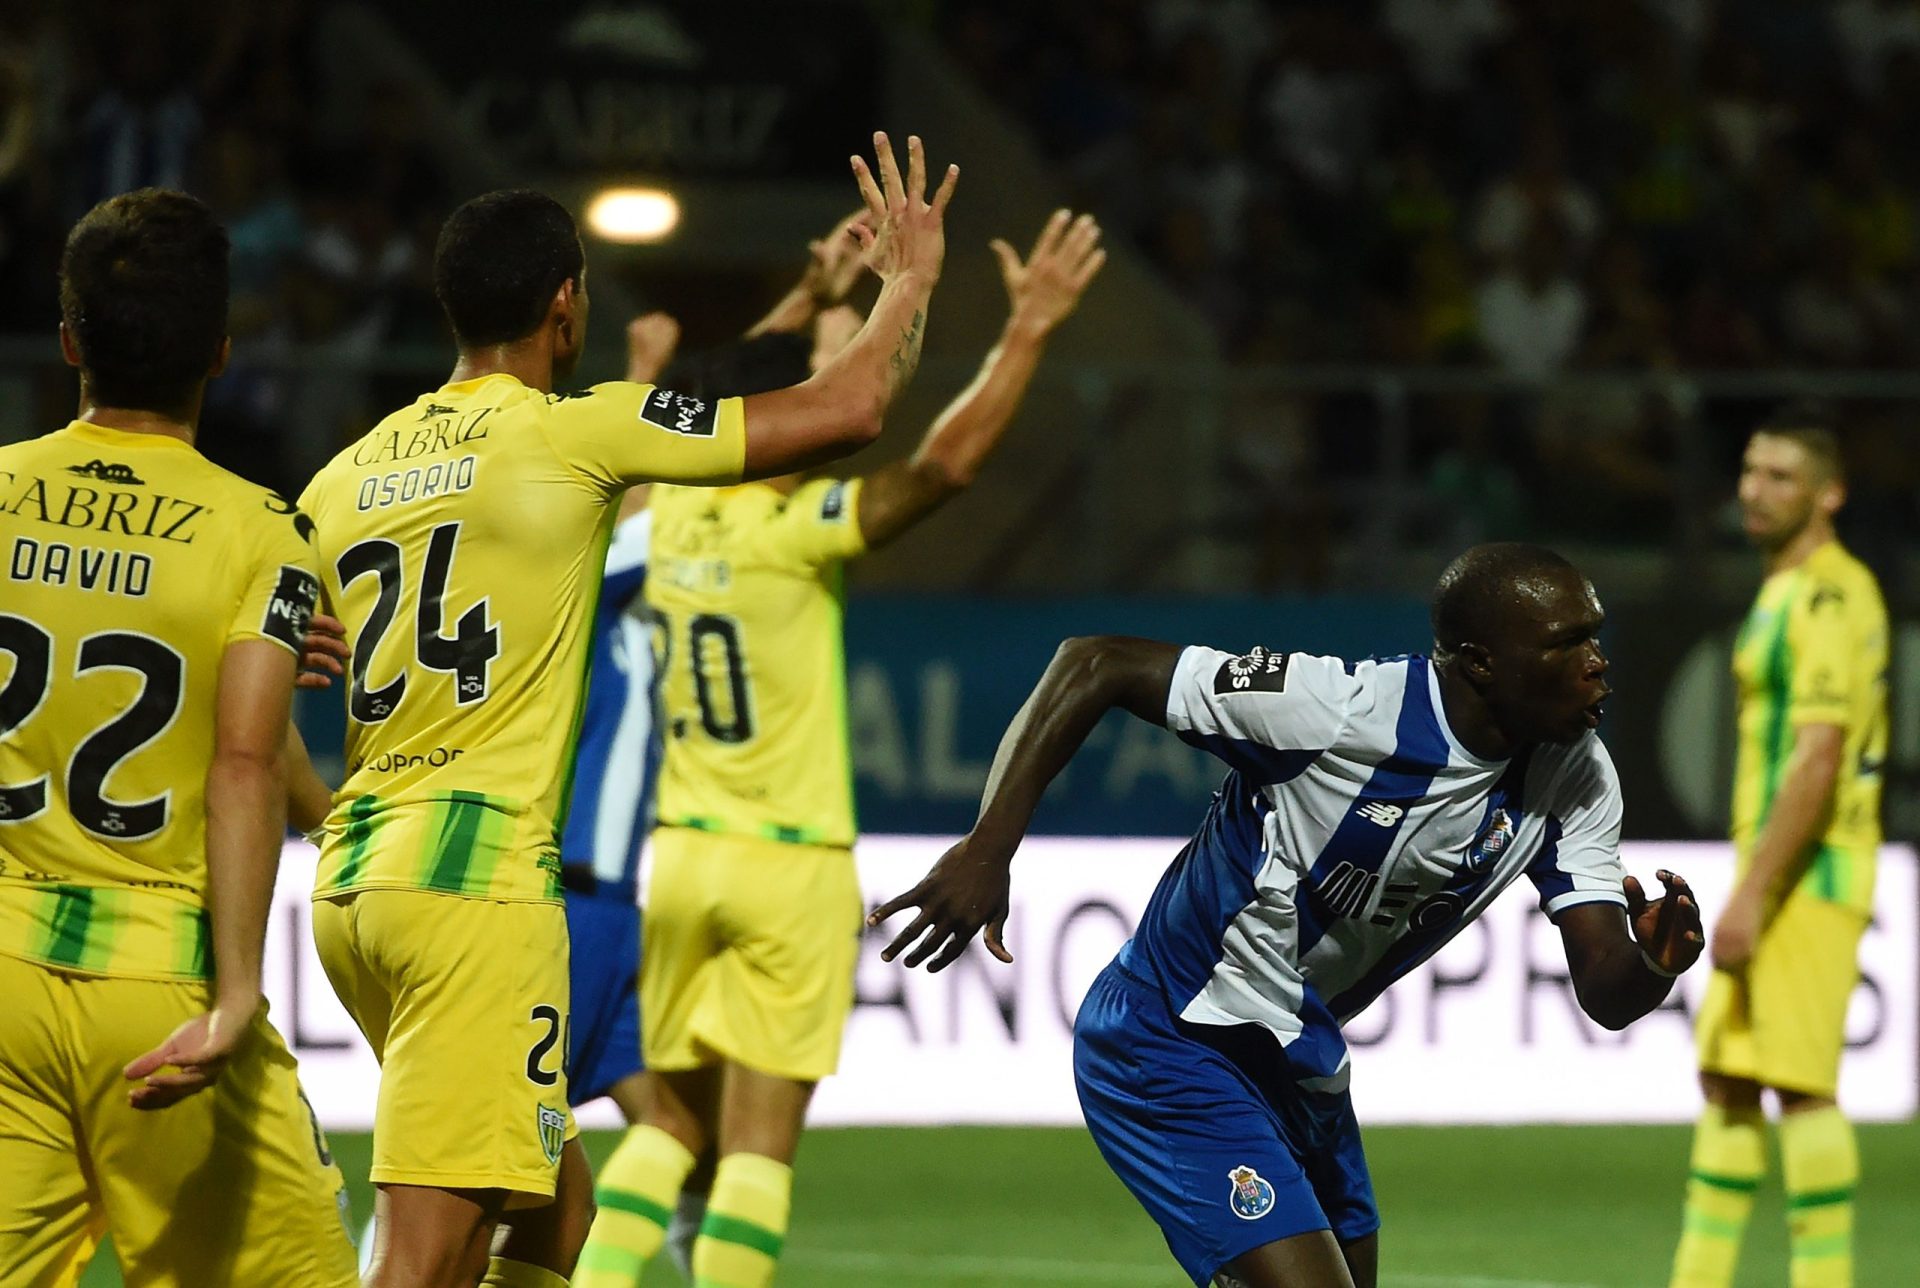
[873,543,1705,1288]
[571,209,1106,1288]
[0,190,357,1285]
[294,133,956,1288]
[1668,407,1888,1288]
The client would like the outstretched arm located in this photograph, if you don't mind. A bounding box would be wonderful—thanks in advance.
[869,636,1177,970]
[1554,869,1704,1030]
[857,209,1106,549]
[1710,722,1843,970]
[737,132,958,479]
[744,209,871,339]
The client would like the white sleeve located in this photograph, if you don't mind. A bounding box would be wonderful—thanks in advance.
[1524,738,1628,917]
[605,509,651,579]
[1164,646,1355,783]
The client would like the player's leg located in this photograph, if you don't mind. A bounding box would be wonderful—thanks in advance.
[1756,890,1868,1288]
[684,836,861,1288]
[1338,1232,1379,1288]
[666,1146,719,1282]
[74,975,358,1287]
[319,890,578,1288]
[486,1136,594,1287]
[0,959,107,1288]
[1671,960,1767,1288]
[1217,1229,1357,1288]
[575,1066,717,1286]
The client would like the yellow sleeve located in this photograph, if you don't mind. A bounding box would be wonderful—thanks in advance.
[1788,578,1856,727]
[542,381,746,493]
[228,494,324,655]
[762,477,867,569]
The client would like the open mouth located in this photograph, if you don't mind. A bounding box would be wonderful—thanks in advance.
[1582,697,1608,729]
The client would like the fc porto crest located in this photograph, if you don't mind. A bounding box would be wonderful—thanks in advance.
[537,1105,567,1165]
[1227,1165,1276,1221]
[1466,807,1515,872]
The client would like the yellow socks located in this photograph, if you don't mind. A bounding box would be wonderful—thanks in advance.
[480,1256,567,1288]
[691,1153,792,1288]
[573,1125,697,1287]
[1781,1106,1857,1288]
[1670,1101,1765,1288]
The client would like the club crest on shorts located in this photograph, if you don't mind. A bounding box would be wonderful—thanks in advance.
[537,1105,566,1165]
[1227,1165,1275,1220]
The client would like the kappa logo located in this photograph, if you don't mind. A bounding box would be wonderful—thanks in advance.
[66,459,144,485]
[537,1105,567,1166]
[1227,1166,1276,1220]
[1356,801,1404,828]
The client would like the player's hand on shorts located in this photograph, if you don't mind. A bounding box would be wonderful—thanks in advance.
[1708,881,1764,973]
[993,209,1107,335]
[626,311,681,384]
[295,612,350,689]
[1627,868,1705,976]
[849,132,958,286]
[868,834,1014,972]
[123,997,260,1110]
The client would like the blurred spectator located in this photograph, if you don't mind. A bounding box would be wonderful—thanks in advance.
[1382,0,1510,96]
[75,8,202,206]
[1474,219,1587,380]
[1815,130,1914,277]
[1470,124,1600,265]
[1778,230,1907,366]
[1257,9,1391,198]
[1830,0,1920,96]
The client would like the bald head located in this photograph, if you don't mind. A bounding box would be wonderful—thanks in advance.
[1431,543,1583,657]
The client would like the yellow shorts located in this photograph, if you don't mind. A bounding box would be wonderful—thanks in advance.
[0,952,357,1288]
[312,888,576,1199]
[642,828,862,1082]
[1695,887,1869,1099]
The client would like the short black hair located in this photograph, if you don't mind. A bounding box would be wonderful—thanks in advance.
[1753,399,1844,482]
[1431,542,1580,655]
[434,190,584,348]
[59,189,229,416]
[662,333,812,400]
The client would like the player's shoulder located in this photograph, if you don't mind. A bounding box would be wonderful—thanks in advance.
[1524,732,1620,813]
[1797,541,1886,623]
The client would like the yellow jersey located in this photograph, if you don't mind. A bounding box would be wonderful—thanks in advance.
[1730,539,1888,912]
[0,422,321,981]
[648,478,866,848]
[299,375,744,902]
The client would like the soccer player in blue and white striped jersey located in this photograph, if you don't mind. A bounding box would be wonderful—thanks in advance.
[872,543,1706,1288]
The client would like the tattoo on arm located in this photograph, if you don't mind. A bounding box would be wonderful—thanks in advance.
[888,309,926,389]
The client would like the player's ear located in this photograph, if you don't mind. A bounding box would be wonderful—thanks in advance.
[209,336,232,380]
[1817,474,1845,520]
[58,321,81,369]
[1456,642,1495,686]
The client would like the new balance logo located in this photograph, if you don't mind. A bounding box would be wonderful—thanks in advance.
[1356,802,1404,828]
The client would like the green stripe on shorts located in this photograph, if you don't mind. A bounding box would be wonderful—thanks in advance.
[334,794,384,888]
[39,886,96,968]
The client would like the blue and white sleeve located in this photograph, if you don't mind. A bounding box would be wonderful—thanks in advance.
[1163,646,1354,784]
[601,509,651,607]
[1526,738,1628,917]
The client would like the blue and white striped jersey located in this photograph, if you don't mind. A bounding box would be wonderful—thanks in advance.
[1116,646,1626,1090]
[560,511,658,892]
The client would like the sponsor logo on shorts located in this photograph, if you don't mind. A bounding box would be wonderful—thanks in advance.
[538,1105,567,1166]
[1227,1165,1275,1220]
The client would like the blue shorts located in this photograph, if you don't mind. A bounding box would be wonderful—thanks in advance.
[1073,960,1379,1286]
[564,887,644,1107]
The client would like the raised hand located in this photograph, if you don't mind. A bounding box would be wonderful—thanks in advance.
[849,132,958,287]
[866,833,1015,973]
[805,210,873,306]
[992,209,1107,335]
[1627,869,1705,976]
[626,311,682,384]
[294,612,350,690]
[123,998,259,1110]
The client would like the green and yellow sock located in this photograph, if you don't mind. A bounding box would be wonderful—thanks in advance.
[1670,1101,1765,1288]
[573,1125,697,1287]
[1781,1105,1856,1288]
[480,1256,567,1288]
[691,1153,791,1288]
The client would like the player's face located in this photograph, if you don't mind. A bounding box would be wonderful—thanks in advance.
[1737,433,1832,551]
[1488,575,1610,745]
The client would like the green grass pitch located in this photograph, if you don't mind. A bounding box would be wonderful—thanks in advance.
[80,1122,1919,1286]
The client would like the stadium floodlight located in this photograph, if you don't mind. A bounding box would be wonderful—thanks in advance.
[585,186,681,243]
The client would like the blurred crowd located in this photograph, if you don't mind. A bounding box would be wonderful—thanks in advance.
[0,0,450,493]
[942,0,1920,580]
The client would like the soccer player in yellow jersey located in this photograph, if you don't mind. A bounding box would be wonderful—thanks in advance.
[1670,405,1889,1288]
[0,190,357,1286]
[573,209,1106,1288]
[296,134,957,1288]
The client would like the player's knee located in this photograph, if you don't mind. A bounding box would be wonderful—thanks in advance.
[1698,1072,1761,1108]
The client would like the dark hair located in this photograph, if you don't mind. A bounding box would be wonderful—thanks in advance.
[1431,542,1580,655]
[662,333,812,400]
[59,189,230,415]
[434,190,584,347]
[1753,400,1844,481]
